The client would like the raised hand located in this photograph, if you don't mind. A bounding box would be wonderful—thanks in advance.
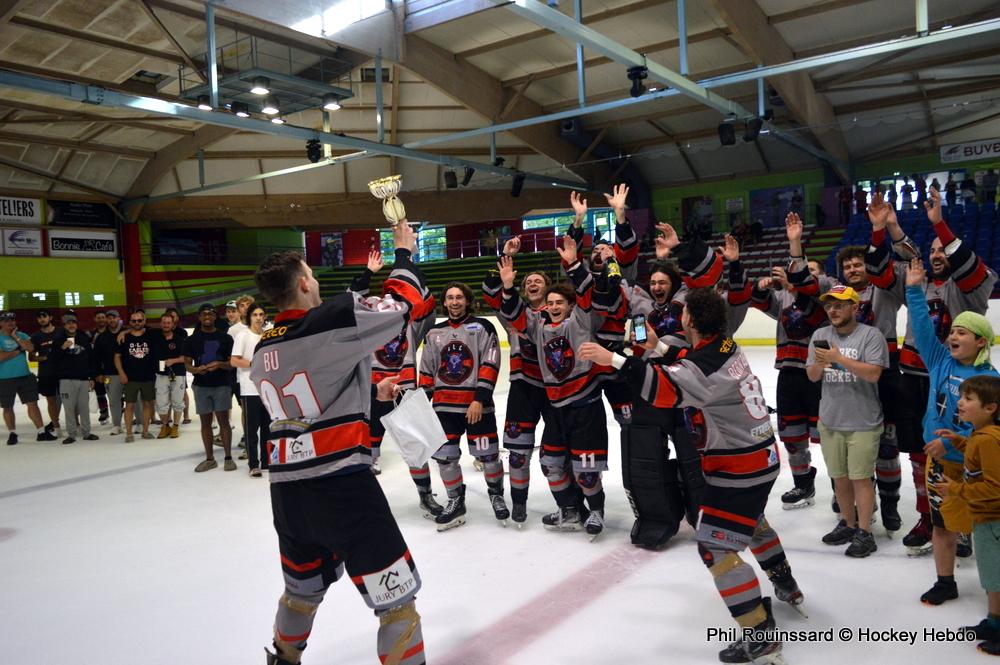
[867,192,890,230]
[771,266,788,287]
[498,254,517,289]
[657,222,679,248]
[603,183,629,212]
[502,235,522,256]
[721,234,739,262]
[924,187,943,224]
[785,212,803,243]
[555,234,578,265]
[905,257,926,287]
[366,250,384,273]
[570,191,588,224]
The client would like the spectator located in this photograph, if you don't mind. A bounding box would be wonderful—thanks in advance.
[839,186,852,225]
[94,309,124,435]
[930,177,941,192]
[153,312,187,439]
[982,169,998,205]
[224,299,246,429]
[183,303,236,473]
[164,307,191,424]
[915,174,927,208]
[886,182,898,210]
[90,311,110,424]
[115,309,157,442]
[934,375,1000,656]
[50,313,98,444]
[1,311,53,444]
[945,175,958,208]
[230,303,269,478]
[807,285,889,558]
[29,309,62,437]
[748,219,764,245]
[900,177,914,210]
[854,186,868,216]
[962,175,977,206]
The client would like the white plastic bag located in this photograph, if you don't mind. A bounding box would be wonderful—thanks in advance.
[380,389,444,468]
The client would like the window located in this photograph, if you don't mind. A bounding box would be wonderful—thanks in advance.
[379,224,445,264]
[0,295,5,311]
[64,292,81,307]
[522,208,615,242]
[93,294,105,304]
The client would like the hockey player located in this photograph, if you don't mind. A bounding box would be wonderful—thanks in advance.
[879,187,997,553]
[418,281,507,531]
[580,288,802,664]
[250,221,427,665]
[751,213,828,511]
[349,251,443,519]
[498,237,617,536]
[482,235,551,525]
[904,257,998,605]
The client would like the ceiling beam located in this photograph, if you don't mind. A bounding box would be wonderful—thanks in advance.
[0,154,118,200]
[136,0,208,84]
[768,0,874,24]
[404,0,498,33]
[834,78,1000,115]
[389,65,400,173]
[578,127,608,164]
[754,141,772,173]
[497,74,535,122]
[647,119,699,181]
[0,0,25,24]
[0,59,159,96]
[816,43,1000,89]
[400,34,612,187]
[8,15,187,70]
[0,115,193,135]
[711,0,850,181]
[858,109,1000,161]
[199,147,538,160]
[0,129,153,158]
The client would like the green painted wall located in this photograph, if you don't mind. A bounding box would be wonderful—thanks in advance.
[0,256,126,308]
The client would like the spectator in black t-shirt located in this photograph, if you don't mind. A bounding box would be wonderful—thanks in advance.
[29,309,62,437]
[114,309,157,442]
[94,309,124,434]
[50,313,98,444]
[153,313,188,439]
[184,303,236,472]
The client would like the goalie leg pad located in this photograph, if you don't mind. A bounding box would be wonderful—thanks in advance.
[621,424,683,548]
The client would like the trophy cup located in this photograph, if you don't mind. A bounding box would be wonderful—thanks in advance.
[367,175,406,226]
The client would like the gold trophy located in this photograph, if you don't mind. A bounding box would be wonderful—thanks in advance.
[367,175,406,226]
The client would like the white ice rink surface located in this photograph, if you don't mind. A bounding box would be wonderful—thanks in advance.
[0,348,990,665]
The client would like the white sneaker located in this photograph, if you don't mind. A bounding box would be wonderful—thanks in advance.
[110,426,121,435]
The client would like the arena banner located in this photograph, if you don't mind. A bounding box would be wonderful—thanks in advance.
[1,227,43,256]
[47,200,117,228]
[48,229,117,258]
[940,138,1000,164]
[0,196,43,226]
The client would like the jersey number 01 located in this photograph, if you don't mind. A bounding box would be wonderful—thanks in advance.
[260,371,322,420]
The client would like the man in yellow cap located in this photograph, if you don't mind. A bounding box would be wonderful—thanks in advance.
[806,284,890,558]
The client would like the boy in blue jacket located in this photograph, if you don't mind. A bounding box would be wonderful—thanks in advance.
[906,257,999,606]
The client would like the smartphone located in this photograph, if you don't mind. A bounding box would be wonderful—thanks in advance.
[633,314,647,343]
[813,340,830,350]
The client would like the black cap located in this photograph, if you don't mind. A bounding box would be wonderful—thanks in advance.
[36,309,50,317]
[198,303,216,314]
[0,311,15,321]
[63,313,78,323]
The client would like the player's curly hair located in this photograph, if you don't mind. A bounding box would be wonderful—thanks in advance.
[255,250,306,309]
[684,288,727,337]
[545,282,577,304]
[441,281,475,306]
[836,245,866,270]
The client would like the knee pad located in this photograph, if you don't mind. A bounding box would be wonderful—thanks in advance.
[698,546,742,578]
[509,452,527,469]
[576,471,599,489]
[480,453,499,464]
[279,591,321,618]
[436,456,461,466]
[878,440,899,460]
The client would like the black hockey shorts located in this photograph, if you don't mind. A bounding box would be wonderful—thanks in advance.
[696,480,774,551]
[368,384,395,448]
[541,396,609,473]
[896,372,930,454]
[502,380,548,451]
[270,469,421,611]
[432,409,499,461]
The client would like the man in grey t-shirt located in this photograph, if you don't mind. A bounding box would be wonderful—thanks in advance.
[807,285,889,557]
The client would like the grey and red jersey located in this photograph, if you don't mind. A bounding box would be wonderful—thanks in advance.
[868,223,996,376]
[250,250,432,483]
[482,271,545,388]
[751,258,828,370]
[501,260,616,407]
[619,336,780,489]
[418,314,500,414]
[350,267,436,390]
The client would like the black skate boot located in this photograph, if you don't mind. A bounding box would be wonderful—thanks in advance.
[418,489,444,520]
[920,578,958,606]
[963,618,1000,642]
[879,495,902,533]
[542,505,584,532]
[718,598,784,664]
[584,509,605,541]
[956,532,973,558]
[780,468,816,510]
[490,492,510,525]
[265,643,298,665]
[765,561,804,612]
[511,502,527,526]
[903,513,932,556]
[821,520,856,546]
[435,487,467,532]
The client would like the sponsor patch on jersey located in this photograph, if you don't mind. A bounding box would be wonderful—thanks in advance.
[284,435,316,463]
[768,445,779,466]
[438,340,474,385]
[360,555,420,609]
[375,330,408,368]
[542,336,575,380]
[464,322,483,332]
[751,422,774,441]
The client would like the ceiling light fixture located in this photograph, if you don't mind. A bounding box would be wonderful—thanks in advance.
[323,93,342,111]
[231,101,250,118]
[250,76,270,95]
[261,95,280,115]
[197,95,212,111]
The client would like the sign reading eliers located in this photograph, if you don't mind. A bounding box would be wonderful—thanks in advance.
[0,196,43,225]
[48,229,117,258]
[940,138,1000,164]
[1,227,43,256]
